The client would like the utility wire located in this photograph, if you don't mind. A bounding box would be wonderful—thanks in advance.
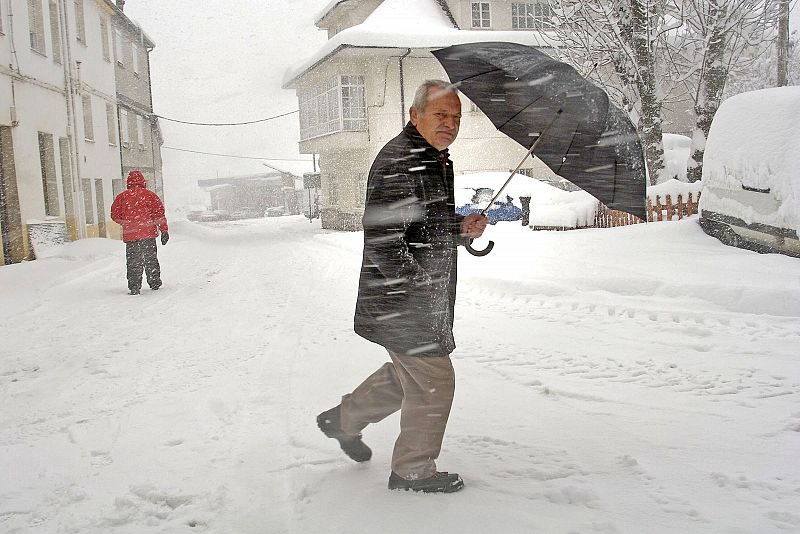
[162,145,313,162]
[156,109,299,126]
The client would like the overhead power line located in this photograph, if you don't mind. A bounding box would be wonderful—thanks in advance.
[156,109,299,126]
[162,145,313,162]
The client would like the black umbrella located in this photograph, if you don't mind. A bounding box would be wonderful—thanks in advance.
[432,42,647,255]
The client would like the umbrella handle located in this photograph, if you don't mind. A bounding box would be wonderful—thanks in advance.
[465,238,494,256]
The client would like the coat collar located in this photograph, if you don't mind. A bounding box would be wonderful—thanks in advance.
[403,122,451,164]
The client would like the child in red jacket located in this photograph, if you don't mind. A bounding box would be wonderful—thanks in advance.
[110,170,169,295]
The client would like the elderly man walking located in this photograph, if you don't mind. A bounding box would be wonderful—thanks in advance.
[317,80,487,493]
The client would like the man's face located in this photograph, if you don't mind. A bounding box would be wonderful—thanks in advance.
[410,88,462,151]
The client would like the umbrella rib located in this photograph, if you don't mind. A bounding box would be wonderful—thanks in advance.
[456,67,506,83]
[555,123,581,174]
[496,96,547,132]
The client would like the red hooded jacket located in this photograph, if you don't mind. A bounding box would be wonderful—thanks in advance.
[110,171,169,242]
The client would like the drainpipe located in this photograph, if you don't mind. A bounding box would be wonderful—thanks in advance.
[58,0,86,238]
[398,49,411,129]
[6,0,20,126]
[144,44,162,199]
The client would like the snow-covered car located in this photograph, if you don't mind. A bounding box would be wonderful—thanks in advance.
[229,207,264,220]
[187,210,230,222]
[699,87,800,258]
[265,206,285,217]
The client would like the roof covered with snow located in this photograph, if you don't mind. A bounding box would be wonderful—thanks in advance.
[284,0,548,87]
[197,172,295,188]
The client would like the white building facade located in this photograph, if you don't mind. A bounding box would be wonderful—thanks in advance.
[0,0,160,263]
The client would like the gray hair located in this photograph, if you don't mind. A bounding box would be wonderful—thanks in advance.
[412,80,459,114]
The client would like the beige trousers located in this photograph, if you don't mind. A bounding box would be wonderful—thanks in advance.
[339,350,455,479]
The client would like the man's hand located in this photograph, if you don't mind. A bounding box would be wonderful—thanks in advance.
[460,213,488,239]
[160,231,169,245]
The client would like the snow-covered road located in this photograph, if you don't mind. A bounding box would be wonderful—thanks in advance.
[2,216,799,533]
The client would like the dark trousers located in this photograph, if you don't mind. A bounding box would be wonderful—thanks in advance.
[125,238,161,290]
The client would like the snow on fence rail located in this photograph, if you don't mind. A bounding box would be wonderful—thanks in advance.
[593,192,702,228]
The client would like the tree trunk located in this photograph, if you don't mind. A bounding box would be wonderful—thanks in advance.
[778,0,790,86]
[629,0,664,186]
[687,1,728,183]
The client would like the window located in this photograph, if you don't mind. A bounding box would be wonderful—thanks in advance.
[298,75,366,140]
[94,178,106,237]
[100,17,110,61]
[28,0,46,54]
[82,178,94,224]
[132,42,139,74]
[512,2,553,30]
[74,0,85,43]
[81,93,94,141]
[48,1,61,63]
[136,114,145,149]
[114,29,123,65]
[340,76,366,131]
[471,2,490,29]
[38,132,60,216]
[120,108,130,146]
[106,103,116,145]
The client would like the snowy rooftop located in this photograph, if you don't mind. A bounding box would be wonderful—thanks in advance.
[197,172,295,188]
[284,0,548,87]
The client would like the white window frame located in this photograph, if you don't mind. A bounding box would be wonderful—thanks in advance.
[100,17,110,61]
[298,75,367,141]
[471,2,490,29]
[131,42,139,74]
[512,2,552,30]
[136,114,145,149]
[74,0,85,44]
[120,108,130,146]
[114,28,124,65]
[28,0,46,54]
[81,93,94,141]
[106,102,116,146]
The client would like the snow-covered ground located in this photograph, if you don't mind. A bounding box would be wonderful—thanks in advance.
[1,215,799,534]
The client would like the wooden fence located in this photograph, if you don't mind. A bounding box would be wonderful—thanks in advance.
[593,191,701,228]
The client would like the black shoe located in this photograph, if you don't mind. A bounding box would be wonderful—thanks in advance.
[316,406,372,462]
[388,471,464,493]
[150,283,161,291]
[129,288,140,295]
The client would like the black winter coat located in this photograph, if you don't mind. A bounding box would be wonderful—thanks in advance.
[354,122,465,356]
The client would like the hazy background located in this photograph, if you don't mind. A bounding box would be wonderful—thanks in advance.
[122,0,331,209]
[122,1,800,210]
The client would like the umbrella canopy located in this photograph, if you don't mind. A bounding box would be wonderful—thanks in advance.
[432,42,646,221]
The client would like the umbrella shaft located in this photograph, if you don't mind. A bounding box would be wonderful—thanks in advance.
[479,109,562,216]
[480,138,539,216]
